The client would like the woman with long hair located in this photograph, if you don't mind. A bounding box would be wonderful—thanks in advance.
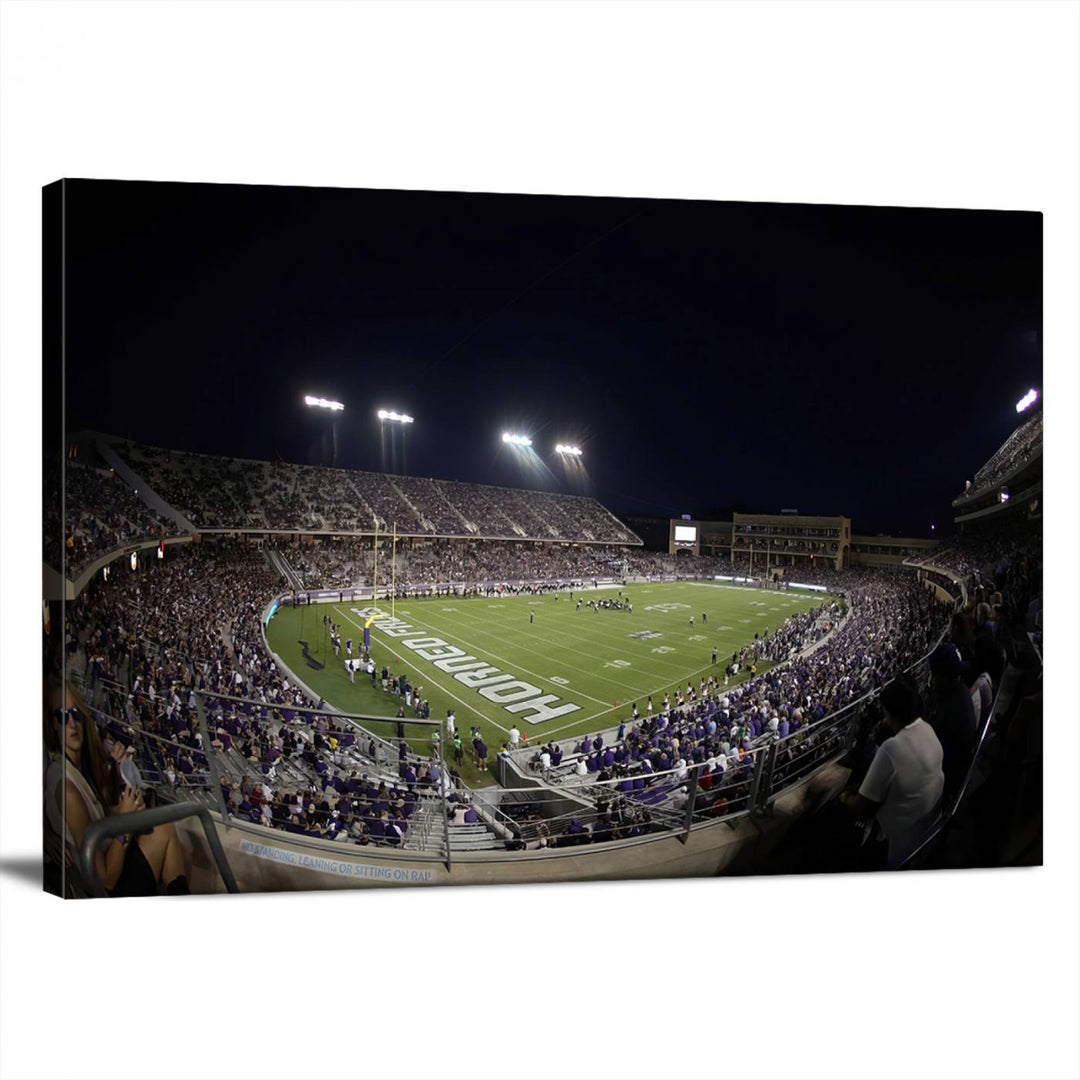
[44,683,191,897]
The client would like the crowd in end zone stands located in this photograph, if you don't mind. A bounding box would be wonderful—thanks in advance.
[111,439,637,543]
[277,536,738,592]
[953,410,1042,504]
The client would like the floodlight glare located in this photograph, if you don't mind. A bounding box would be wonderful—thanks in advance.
[305,395,345,411]
[502,432,532,447]
[377,409,414,424]
[555,444,583,457]
[1015,388,1039,413]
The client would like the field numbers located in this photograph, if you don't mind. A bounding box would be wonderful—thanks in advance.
[604,659,632,669]
[651,646,675,654]
[549,676,569,685]
[643,602,690,613]
[717,625,734,631]
[689,634,706,642]
[442,607,458,612]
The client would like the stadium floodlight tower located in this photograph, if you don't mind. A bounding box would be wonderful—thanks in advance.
[304,395,345,411]
[305,395,345,466]
[502,432,532,447]
[555,444,583,457]
[1015,388,1039,413]
[378,408,414,475]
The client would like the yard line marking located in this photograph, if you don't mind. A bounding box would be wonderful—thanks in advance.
[420,604,675,688]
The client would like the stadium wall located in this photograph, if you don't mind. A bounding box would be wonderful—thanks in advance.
[180,762,849,893]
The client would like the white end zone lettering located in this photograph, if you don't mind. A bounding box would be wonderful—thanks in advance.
[477,680,543,704]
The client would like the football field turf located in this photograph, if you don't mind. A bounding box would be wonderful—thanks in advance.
[264,581,836,786]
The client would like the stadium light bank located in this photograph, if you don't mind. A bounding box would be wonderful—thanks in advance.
[502,432,532,447]
[304,395,345,411]
[378,409,414,424]
[1015,388,1039,413]
[555,444,583,457]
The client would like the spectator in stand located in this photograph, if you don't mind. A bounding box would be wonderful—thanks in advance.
[962,657,994,728]
[925,643,977,806]
[45,688,191,896]
[841,673,944,868]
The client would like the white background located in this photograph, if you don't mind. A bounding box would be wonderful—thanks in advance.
[2,3,1078,1078]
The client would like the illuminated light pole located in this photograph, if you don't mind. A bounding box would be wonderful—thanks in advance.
[378,409,414,475]
[305,395,345,467]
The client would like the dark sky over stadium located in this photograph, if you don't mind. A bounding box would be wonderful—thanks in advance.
[61,180,1041,537]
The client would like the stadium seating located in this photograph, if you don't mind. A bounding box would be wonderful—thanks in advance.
[58,459,179,576]
[953,410,1042,506]
[511,568,949,843]
[109,438,640,543]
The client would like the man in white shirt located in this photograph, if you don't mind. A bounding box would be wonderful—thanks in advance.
[508,725,521,747]
[842,674,944,869]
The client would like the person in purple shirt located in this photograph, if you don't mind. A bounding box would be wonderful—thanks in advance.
[474,738,488,772]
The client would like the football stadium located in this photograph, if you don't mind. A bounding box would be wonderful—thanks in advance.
[41,181,1044,897]
[44,409,1042,894]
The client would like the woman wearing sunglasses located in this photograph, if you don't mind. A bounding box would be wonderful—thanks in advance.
[44,690,190,897]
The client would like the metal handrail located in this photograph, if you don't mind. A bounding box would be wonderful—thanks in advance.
[78,801,239,898]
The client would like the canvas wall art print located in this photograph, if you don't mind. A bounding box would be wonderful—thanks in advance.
[42,180,1043,897]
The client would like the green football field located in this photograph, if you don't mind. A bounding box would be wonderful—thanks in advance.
[264,581,835,786]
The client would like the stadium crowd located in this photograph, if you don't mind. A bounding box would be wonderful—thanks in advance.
[61,542,461,853]
[111,439,639,542]
[953,410,1042,504]
[276,537,741,591]
[60,460,178,576]
[519,567,953,846]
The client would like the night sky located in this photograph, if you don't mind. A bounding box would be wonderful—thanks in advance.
[62,180,1042,537]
